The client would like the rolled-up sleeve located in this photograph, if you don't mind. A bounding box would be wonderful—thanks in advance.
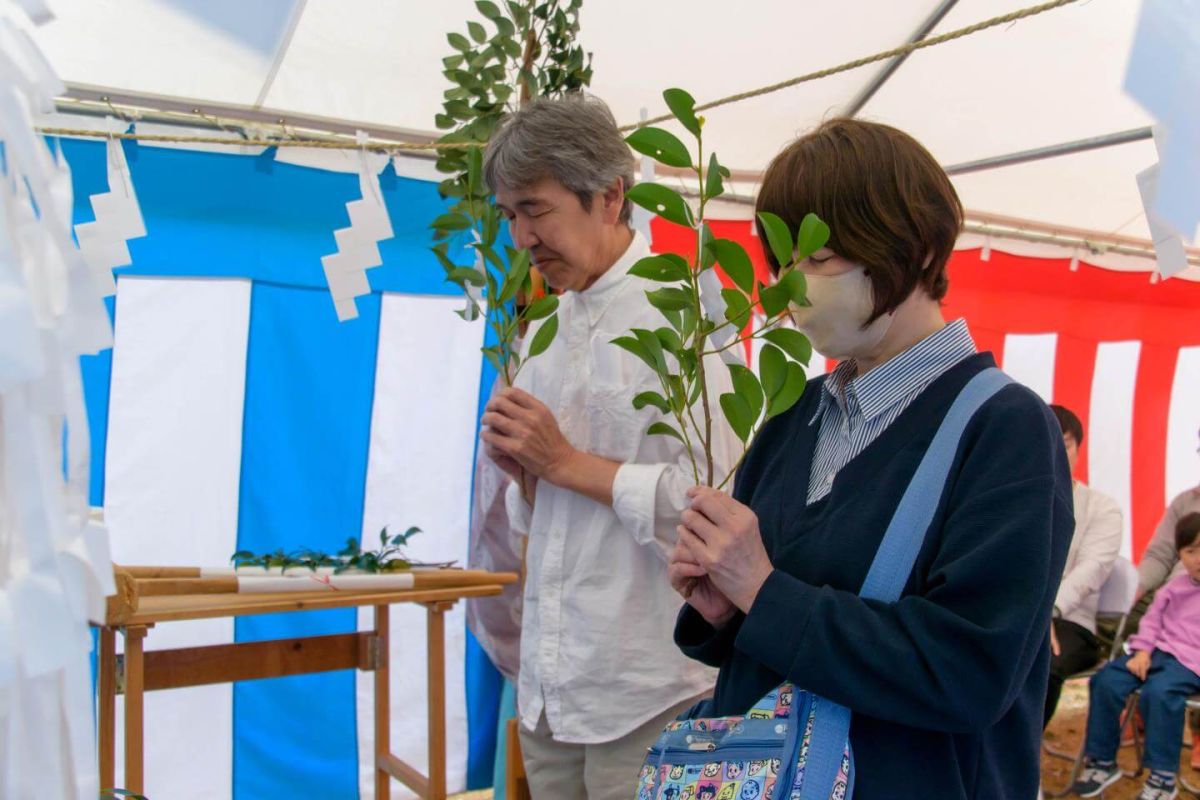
[611,354,741,557]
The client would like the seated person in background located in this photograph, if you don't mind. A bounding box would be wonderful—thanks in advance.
[1131,427,1200,766]
[1072,512,1200,800]
[1044,404,1122,729]
[1136,428,1200,599]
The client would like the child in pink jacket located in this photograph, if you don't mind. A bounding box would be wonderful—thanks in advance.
[1073,512,1200,800]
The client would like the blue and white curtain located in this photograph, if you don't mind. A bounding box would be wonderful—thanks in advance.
[69,137,502,799]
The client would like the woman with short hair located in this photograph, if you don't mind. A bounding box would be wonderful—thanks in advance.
[668,118,1074,800]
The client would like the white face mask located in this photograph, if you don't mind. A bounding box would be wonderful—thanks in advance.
[789,267,894,361]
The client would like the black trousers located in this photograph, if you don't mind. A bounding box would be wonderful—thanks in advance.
[1045,618,1102,729]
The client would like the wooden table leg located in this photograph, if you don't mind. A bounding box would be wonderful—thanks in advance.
[123,625,148,794]
[98,627,116,791]
[375,605,390,800]
[426,602,451,800]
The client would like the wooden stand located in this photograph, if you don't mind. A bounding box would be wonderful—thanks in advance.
[95,572,515,799]
[505,717,532,800]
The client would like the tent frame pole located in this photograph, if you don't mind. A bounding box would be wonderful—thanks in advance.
[944,127,1154,175]
[843,0,960,118]
[253,0,309,109]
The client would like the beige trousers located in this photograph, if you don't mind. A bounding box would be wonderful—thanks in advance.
[519,694,702,800]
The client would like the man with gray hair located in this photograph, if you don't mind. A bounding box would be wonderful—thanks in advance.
[479,94,737,798]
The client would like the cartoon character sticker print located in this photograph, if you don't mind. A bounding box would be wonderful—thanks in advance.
[740,781,763,800]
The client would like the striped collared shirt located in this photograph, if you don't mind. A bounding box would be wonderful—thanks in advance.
[807,319,977,504]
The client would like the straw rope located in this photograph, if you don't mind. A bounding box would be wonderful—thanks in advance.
[619,0,1081,130]
[36,0,1081,151]
[34,126,469,152]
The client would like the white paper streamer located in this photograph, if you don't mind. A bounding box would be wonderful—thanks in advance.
[1136,160,1190,277]
[73,126,147,296]
[1124,0,1200,244]
[321,131,395,321]
[0,5,114,798]
[699,267,745,366]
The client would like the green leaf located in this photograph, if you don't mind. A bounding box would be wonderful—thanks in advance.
[708,238,754,294]
[442,54,465,69]
[666,374,687,413]
[704,152,725,200]
[759,283,791,318]
[681,306,698,339]
[447,32,471,51]
[476,0,502,18]
[721,287,751,329]
[494,16,516,37]
[481,346,505,375]
[645,287,694,312]
[507,0,528,25]
[435,113,457,130]
[610,335,656,371]
[468,20,487,43]
[628,254,690,283]
[654,326,684,356]
[662,88,701,137]
[523,294,559,320]
[795,213,831,260]
[728,363,764,424]
[625,126,692,169]
[633,328,667,373]
[677,347,698,376]
[499,249,531,304]
[720,392,754,442]
[445,99,474,120]
[437,178,466,199]
[658,308,683,334]
[431,212,472,231]
[625,183,695,228]
[759,344,786,400]
[647,421,685,443]
[757,211,795,269]
[767,362,807,417]
[633,391,671,414]
[447,267,486,286]
[778,270,807,306]
[527,314,558,358]
[500,37,524,59]
[763,327,812,365]
[467,145,484,194]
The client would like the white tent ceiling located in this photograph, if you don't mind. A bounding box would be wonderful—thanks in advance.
[31,0,1168,246]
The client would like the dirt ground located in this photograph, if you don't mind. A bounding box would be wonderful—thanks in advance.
[1042,682,1199,798]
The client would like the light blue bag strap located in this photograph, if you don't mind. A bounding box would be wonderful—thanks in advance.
[795,368,1012,800]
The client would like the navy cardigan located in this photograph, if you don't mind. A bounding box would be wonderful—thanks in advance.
[675,353,1073,800]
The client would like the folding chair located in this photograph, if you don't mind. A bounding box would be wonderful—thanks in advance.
[1043,556,1140,797]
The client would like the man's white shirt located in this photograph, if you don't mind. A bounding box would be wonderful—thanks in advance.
[505,232,738,743]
